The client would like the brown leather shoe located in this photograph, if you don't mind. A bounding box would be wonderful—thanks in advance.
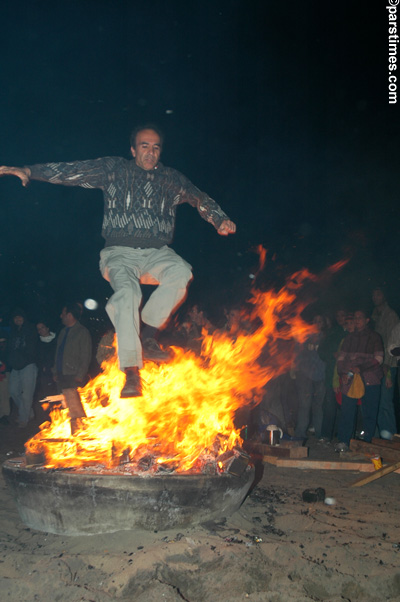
[120,367,142,398]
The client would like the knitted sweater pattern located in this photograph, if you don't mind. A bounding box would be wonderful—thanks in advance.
[28,158,230,249]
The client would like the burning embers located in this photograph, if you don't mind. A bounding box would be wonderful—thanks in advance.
[24,266,328,475]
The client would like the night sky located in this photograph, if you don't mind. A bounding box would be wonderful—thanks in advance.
[1,0,399,329]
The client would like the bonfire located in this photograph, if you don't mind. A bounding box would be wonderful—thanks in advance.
[25,257,345,475]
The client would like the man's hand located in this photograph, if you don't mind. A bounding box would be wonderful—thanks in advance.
[0,166,31,187]
[218,219,236,236]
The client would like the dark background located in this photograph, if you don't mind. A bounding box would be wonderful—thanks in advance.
[1,0,399,329]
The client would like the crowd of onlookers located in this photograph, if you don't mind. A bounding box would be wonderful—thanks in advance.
[163,287,400,451]
[0,302,92,428]
[256,286,400,451]
[1,286,399,453]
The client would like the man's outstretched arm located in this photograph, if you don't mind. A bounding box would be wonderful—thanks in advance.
[0,166,31,187]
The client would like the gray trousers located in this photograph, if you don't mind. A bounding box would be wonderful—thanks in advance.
[0,374,10,418]
[294,373,325,439]
[100,245,192,369]
[9,363,38,424]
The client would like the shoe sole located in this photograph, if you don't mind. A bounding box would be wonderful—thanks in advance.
[120,391,142,398]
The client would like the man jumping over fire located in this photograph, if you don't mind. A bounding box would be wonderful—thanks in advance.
[0,125,236,397]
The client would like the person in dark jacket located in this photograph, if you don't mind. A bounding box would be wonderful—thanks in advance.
[317,310,347,441]
[36,320,57,399]
[8,308,38,427]
[294,314,327,440]
[0,314,10,424]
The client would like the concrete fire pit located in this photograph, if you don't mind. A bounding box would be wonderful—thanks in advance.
[2,458,255,536]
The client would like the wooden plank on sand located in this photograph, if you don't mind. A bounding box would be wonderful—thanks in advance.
[266,458,397,472]
[244,441,307,459]
[349,439,400,463]
[350,460,400,487]
[371,437,400,450]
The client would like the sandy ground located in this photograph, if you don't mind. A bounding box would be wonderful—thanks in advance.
[1,417,400,602]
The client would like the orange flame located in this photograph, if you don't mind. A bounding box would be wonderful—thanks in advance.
[26,263,333,473]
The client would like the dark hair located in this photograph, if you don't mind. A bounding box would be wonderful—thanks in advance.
[130,124,164,149]
[372,286,387,299]
[36,318,50,328]
[11,307,27,320]
[63,302,82,321]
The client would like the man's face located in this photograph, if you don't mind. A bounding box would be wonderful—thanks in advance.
[354,311,369,331]
[188,305,203,324]
[335,310,346,327]
[372,289,385,307]
[131,129,162,171]
[313,315,325,332]
[37,323,50,337]
[13,315,24,327]
[60,308,70,327]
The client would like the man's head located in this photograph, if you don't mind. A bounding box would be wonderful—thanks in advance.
[226,306,242,331]
[372,287,386,307]
[130,125,163,171]
[13,314,24,327]
[12,307,26,328]
[354,309,369,332]
[313,314,326,332]
[60,302,82,327]
[188,304,208,326]
[335,308,347,328]
[37,322,50,337]
[345,313,355,332]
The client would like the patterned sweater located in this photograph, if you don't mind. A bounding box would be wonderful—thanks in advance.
[27,158,230,249]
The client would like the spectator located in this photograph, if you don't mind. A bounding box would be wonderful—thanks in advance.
[220,304,253,340]
[335,309,384,451]
[318,310,347,442]
[8,308,38,428]
[173,303,214,354]
[96,328,116,367]
[371,287,399,440]
[294,314,327,440]
[53,303,92,391]
[0,317,10,425]
[36,320,57,399]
